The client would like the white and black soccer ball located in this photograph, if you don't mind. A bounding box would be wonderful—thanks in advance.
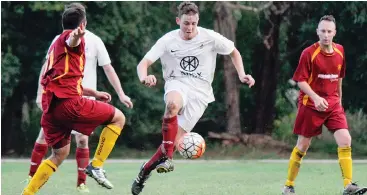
[177,132,206,159]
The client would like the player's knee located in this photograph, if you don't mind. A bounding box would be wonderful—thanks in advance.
[111,108,125,129]
[296,137,311,152]
[165,101,180,117]
[36,129,47,144]
[51,148,69,166]
[76,135,88,148]
[335,130,351,147]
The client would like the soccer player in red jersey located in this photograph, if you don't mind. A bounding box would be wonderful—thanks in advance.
[26,3,132,193]
[22,4,132,195]
[282,15,367,195]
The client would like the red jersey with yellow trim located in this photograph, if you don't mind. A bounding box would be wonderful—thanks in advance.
[41,30,85,99]
[292,42,346,110]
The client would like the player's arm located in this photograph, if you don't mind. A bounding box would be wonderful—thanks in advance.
[36,61,48,110]
[229,48,255,88]
[96,37,133,108]
[102,64,133,108]
[210,30,255,87]
[137,58,156,86]
[66,25,85,47]
[137,37,166,87]
[83,88,111,103]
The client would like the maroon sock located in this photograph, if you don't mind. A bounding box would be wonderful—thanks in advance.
[143,145,164,172]
[161,116,178,159]
[76,148,89,186]
[143,116,178,171]
[29,143,48,177]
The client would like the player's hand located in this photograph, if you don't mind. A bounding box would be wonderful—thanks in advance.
[313,95,328,112]
[238,73,255,88]
[70,26,85,39]
[95,91,112,103]
[141,75,157,87]
[119,94,133,109]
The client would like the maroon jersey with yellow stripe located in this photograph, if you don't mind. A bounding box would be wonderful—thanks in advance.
[292,42,346,110]
[41,30,85,99]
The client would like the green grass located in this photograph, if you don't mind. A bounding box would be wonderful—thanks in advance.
[2,161,367,195]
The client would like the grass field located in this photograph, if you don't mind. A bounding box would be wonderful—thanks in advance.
[2,160,367,195]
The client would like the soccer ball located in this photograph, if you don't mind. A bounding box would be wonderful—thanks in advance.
[177,132,206,159]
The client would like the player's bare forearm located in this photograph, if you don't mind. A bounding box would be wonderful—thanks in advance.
[67,26,85,47]
[297,81,320,100]
[137,58,153,83]
[229,48,246,76]
[37,61,47,95]
[36,61,48,110]
[103,64,126,98]
[82,88,97,97]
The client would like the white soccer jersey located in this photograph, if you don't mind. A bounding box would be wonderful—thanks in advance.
[37,30,111,103]
[144,27,235,103]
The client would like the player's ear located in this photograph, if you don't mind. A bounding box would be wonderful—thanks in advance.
[79,20,86,30]
[176,17,180,25]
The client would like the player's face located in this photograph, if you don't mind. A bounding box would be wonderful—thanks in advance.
[176,13,199,40]
[316,20,336,46]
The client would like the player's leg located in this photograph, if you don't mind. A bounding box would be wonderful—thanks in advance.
[74,132,90,193]
[154,91,184,173]
[283,104,324,195]
[143,90,184,172]
[68,97,125,189]
[326,105,367,194]
[131,90,184,195]
[22,139,71,195]
[282,135,311,194]
[28,129,48,179]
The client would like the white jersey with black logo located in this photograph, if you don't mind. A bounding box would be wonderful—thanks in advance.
[144,27,235,103]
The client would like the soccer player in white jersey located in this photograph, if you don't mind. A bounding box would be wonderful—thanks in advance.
[26,3,132,193]
[131,2,255,194]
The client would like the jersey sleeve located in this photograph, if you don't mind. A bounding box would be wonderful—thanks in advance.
[96,37,112,66]
[208,30,235,55]
[292,50,312,82]
[144,36,167,63]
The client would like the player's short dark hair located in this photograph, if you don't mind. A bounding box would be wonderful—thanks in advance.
[64,2,86,11]
[319,15,336,24]
[177,1,199,18]
[62,3,86,30]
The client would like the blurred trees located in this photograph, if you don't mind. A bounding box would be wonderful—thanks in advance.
[1,1,367,155]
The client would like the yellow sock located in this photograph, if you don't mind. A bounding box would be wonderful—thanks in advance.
[92,124,122,167]
[285,147,306,187]
[23,159,57,194]
[338,146,352,187]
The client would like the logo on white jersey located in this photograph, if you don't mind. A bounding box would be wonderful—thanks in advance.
[180,56,199,72]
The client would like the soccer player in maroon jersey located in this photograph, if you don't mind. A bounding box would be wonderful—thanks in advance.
[282,15,367,195]
[22,4,132,195]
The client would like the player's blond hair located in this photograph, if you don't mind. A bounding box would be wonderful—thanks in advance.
[177,1,199,18]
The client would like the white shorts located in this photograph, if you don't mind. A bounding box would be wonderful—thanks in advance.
[164,80,209,132]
